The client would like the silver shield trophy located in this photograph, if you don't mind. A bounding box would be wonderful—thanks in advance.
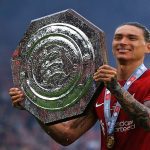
[11,9,108,124]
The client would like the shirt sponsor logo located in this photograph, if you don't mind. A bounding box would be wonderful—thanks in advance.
[100,120,135,135]
[115,120,135,132]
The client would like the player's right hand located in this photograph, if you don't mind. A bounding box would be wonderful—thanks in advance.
[9,88,25,109]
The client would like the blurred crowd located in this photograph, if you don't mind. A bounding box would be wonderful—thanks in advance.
[0,76,101,150]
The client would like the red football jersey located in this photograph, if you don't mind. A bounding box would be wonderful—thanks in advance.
[95,69,150,150]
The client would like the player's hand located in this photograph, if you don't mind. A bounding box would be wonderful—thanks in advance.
[9,87,25,109]
[93,64,117,85]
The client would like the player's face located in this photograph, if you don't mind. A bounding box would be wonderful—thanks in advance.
[112,25,150,64]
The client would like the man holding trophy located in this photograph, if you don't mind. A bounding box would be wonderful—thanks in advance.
[9,9,150,150]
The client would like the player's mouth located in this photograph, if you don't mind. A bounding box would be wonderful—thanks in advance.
[116,47,131,52]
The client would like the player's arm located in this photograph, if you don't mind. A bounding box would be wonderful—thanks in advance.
[93,64,150,131]
[38,108,97,145]
[109,85,150,131]
[9,87,98,145]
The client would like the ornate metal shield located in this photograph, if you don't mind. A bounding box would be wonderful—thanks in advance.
[11,9,108,124]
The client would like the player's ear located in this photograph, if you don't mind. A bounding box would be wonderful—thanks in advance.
[145,42,150,54]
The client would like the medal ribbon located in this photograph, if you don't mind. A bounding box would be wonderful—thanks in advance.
[104,64,147,135]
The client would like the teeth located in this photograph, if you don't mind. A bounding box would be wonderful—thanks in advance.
[118,48,128,51]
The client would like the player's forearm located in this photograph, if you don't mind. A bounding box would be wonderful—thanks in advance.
[107,79,150,130]
[38,119,78,146]
[37,112,97,146]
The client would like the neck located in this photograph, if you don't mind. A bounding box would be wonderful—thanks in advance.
[116,61,144,80]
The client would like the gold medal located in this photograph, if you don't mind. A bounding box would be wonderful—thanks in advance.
[106,135,115,149]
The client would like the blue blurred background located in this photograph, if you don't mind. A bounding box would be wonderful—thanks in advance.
[0,0,150,149]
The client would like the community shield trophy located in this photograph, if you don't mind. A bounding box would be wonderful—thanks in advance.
[11,9,108,124]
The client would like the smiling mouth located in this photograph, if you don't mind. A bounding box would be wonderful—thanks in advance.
[117,48,131,52]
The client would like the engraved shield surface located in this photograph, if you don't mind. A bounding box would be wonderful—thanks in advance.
[11,9,108,124]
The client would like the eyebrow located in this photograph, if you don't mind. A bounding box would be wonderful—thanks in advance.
[114,33,138,37]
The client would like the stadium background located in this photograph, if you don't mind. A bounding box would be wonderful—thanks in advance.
[0,0,150,149]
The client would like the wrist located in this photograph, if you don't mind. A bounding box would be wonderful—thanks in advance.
[106,78,121,93]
